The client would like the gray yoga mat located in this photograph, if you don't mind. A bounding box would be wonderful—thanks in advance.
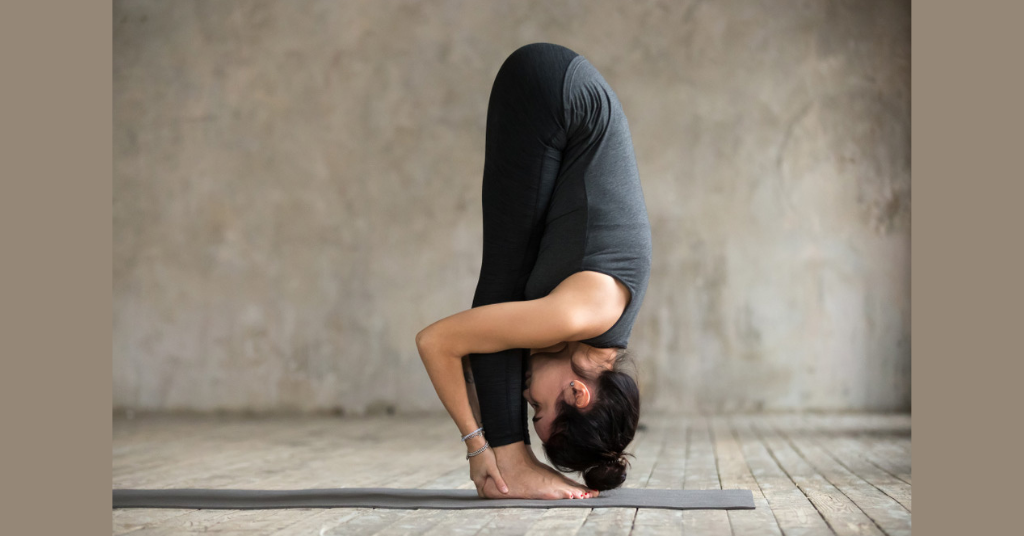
[112,487,754,510]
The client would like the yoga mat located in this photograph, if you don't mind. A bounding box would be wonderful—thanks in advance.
[113,488,755,511]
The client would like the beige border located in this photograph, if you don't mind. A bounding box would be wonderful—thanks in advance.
[913,0,1023,534]
[1,0,112,533]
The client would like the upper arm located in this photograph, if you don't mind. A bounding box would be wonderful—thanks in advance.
[417,294,584,359]
[416,271,627,359]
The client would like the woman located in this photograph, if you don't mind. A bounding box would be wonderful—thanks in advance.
[416,42,651,500]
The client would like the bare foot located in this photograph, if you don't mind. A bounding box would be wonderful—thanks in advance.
[480,462,585,499]
[482,442,591,500]
[526,446,600,497]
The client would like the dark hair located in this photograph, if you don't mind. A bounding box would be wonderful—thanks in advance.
[541,348,640,491]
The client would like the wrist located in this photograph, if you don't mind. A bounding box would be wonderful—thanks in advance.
[465,434,487,453]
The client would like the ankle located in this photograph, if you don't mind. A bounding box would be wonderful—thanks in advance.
[492,441,530,465]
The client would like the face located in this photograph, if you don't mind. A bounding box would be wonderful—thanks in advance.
[523,342,591,442]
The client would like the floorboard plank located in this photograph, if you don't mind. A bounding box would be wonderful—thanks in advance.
[241,425,454,533]
[112,412,910,534]
[682,416,733,534]
[133,424,417,534]
[774,415,911,536]
[328,457,472,534]
[630,416,688,536]
[710,416,782,536]
[113,508,200,535]
[370,471,477,535]
[731,416,833,536]
[847,437,911,485]
[420,509,505,536]
[113,418,328,484]
[265,509,365,536]
[751,416,883,536]
[524,508,592,535]
[577,508,642,536]
[800,415,912,511]
[473,508,551,535]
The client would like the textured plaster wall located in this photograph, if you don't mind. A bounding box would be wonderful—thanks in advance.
[114,0,910,414]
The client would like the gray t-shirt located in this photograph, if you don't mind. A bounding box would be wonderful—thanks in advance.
[524,55,652,349]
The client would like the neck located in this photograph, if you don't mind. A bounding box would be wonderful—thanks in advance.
[575,343,618,374]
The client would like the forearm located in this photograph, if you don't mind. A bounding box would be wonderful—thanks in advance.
[416,332,481,438]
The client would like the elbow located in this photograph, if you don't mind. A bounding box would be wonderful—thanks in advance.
[416,326,456,361]
[415,327,436,355]
[415,328,428,350]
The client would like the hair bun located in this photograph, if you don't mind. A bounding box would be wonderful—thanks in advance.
[582,454,629,491]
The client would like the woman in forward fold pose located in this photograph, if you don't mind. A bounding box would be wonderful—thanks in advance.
[416,42,651,500]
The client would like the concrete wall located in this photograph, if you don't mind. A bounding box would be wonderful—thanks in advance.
[113,0,910,414]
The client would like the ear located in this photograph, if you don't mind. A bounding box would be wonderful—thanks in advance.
[568,380,593,409]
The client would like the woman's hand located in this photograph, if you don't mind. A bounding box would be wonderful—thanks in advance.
[468,441,508,497]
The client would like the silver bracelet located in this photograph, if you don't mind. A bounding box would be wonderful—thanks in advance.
[461,427,484,442]
[466,441,490,459]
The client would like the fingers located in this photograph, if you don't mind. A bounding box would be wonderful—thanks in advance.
[480,475,504,499]
[489,471,509,494]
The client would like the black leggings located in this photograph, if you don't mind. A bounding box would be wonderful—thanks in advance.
[468,43,581,447]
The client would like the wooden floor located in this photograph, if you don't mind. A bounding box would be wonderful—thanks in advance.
[113,413,911,535]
